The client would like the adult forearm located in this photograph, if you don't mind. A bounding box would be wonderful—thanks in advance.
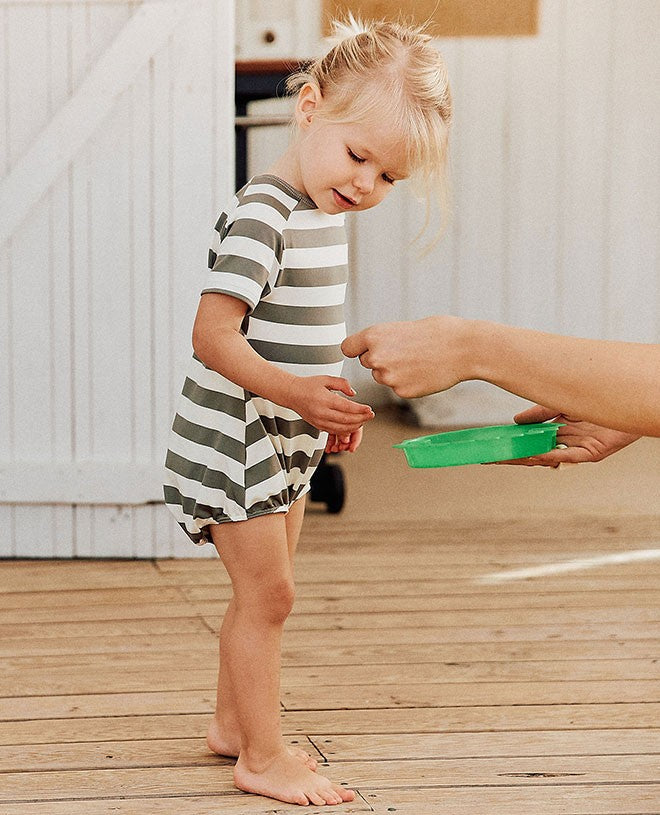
[469,320,660,436]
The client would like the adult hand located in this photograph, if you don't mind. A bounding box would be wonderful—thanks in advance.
[284,376,374,436]
[500,404,641,467]
[342,316,471,398]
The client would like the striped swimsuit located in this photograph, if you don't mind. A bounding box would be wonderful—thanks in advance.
[163,175,348,544]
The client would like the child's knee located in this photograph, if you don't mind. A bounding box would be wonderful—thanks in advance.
[239,576,295,624]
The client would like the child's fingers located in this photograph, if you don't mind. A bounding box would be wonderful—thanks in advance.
[323,376,357,397]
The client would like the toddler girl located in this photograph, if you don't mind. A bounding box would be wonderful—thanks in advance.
[164,16,452,807]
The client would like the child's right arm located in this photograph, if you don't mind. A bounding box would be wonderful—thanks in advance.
[193,292,374,436]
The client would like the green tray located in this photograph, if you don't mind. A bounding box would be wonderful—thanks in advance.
[394,422,563,468]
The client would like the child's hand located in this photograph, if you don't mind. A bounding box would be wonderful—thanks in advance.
[325,427,363,454]
[284,376,374,435]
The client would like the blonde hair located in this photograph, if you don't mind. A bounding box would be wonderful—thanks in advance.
[287,16,453,238]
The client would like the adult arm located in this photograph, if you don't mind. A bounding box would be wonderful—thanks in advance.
[342,316,660,437]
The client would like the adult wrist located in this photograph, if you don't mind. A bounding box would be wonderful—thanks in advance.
[463,319,500,383]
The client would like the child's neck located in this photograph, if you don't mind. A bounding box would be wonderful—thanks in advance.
[265,146,306,198]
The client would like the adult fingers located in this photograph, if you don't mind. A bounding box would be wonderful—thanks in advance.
[341,330,370,359]
[514,404,559,424]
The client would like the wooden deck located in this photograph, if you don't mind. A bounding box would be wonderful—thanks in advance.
[1,510,659,814]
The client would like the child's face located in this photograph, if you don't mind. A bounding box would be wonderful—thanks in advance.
[296,114,409,215]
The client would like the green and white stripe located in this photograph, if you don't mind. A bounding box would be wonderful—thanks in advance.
[164,175,348,543]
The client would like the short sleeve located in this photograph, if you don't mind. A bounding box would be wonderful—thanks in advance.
[203,200,284,312]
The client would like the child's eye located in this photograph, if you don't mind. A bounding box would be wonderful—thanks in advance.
[347,148,365,163]
[382,173,395,185]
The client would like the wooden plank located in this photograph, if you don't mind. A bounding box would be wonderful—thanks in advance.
[281,659,660,686]
[0,690,215,721]
[0,601,205,625]
[1,755,657,804]
[183,574,660,598]
[283,621,658,645]
[0,736,322,773]
[317,755,660,788]
[0,795,371,815]
[0,633,216,658]
[282,680,660,710]
[2,703,658,746]
[3,638,652,665]
[0,668,216,697]
[281,703,660,735]
[183,589,660,616]
[312,729,660,761]
[200,605,659,633]
[0,618,210,642]
[364,785,660,815]
[0,586,185,609]
[4,658,657,698]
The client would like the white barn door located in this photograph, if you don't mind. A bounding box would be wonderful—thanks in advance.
[0,0,235,557]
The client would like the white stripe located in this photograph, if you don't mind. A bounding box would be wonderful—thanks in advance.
[282,244,348,268]
[246,434,279,468]
[218,234,276,270]
[233,200,286,231]
[250,398,310,424]
[245,470,288,509]
[267,283,347,307]
[189,356,246,399]
[202,271,264,308]
[477,548,660,584]
[167,431,246,488]
[176,396,245,444]
[247,317,346,346]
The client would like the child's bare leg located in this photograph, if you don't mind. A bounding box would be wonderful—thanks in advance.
[208,499,316,769]
[209,509,354,806]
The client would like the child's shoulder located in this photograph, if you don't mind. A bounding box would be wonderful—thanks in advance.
[235,175,316,218]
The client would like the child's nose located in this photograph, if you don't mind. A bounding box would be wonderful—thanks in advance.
[353,167,375,195]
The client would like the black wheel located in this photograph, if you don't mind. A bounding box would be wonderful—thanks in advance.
[324,464,345,514]
[310,459,345,514]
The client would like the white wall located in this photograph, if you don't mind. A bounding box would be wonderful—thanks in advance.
[1,1,658,557]
[0,0,234,557]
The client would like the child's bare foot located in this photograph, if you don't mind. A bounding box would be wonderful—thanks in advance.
[235,748,355,806]
[207,717,318,771]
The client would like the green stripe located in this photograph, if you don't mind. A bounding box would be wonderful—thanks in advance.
[246,486,292,513]
[249,339,343,365]
[238,190,291,219]
[246,454,285,488]
[252,301,344,326]
[172,415,245,463]
[284,225,346,248]
[165,450,243,496]
[277,265,348,287]
[227,216,283,254]
[256,414,320,441]
[182,376,246,420]
[210,254,271,286]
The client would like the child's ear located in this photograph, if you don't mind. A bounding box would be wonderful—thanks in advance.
[295,83,323,129]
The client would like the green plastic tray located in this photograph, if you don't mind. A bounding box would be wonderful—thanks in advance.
[394,422,563,468]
